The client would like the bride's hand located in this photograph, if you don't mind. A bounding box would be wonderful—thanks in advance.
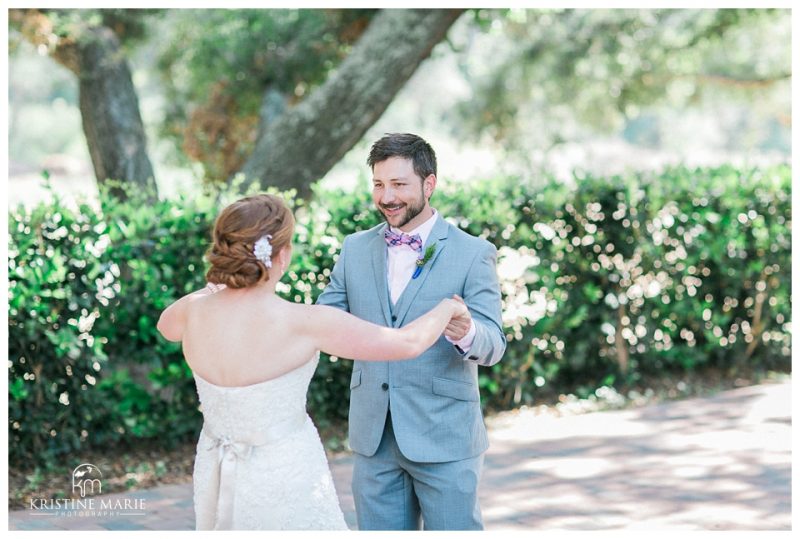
[447,295,469,319]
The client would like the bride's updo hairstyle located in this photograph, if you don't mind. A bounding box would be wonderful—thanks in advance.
[205,194,295,289]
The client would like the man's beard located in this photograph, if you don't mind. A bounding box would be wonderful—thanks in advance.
[380,194,426,229]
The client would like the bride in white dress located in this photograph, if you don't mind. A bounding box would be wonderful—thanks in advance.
[157,194,466,530]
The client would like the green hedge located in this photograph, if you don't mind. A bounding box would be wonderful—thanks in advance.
[8,165,791,468]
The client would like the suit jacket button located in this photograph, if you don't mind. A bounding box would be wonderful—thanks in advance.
[381,383,389,391]
[391,315,397,322]
[469,355,478,360]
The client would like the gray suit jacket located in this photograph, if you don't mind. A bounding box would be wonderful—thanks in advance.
[317,214,506,463]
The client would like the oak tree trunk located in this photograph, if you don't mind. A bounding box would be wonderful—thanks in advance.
[75,27,157,201]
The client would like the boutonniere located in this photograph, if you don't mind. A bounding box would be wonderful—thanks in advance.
[412,243,438,279]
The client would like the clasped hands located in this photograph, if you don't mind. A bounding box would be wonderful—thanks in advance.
[444,294,472,342]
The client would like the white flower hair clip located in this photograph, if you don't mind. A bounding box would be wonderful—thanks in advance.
[253,235,274,268]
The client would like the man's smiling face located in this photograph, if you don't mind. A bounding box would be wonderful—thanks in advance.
[372,156,435,231]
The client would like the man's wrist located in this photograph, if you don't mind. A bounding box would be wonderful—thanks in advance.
[446,320,477,354]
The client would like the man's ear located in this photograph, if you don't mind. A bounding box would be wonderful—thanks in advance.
[424,174,437,200]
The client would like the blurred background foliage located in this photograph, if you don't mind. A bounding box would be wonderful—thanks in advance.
[452,9,790,160]
[8,165,791,467]
[7,8,790,195]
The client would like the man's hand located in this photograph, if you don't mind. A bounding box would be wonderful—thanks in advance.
[444,295,472,341]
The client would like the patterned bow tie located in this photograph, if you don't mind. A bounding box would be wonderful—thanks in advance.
[384,229,423,253]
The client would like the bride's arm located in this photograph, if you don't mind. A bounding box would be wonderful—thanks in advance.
[156,286,216,342]
[297,299,465,361]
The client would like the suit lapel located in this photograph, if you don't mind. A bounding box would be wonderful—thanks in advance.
[394,215,450,325]
[371,225,392,326]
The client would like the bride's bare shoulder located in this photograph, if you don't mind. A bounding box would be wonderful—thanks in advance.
[282,299,319,316]
[282,301,339,326]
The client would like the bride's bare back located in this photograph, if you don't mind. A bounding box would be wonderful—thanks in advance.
[182,289,318,386]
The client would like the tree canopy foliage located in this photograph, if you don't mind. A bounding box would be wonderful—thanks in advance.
[450,9,790,153]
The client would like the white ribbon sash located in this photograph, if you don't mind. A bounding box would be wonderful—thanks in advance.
[200,415,308,530]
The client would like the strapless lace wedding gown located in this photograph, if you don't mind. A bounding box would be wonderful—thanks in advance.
[191,354,348,530]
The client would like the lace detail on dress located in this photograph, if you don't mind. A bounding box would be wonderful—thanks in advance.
[191,354,347,530]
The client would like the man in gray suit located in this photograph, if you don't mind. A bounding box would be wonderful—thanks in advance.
[317,133,506,530]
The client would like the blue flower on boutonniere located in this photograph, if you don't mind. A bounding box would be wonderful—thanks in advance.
[412,243,438,279]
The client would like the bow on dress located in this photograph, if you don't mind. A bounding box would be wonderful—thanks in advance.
[200,416,306,530]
